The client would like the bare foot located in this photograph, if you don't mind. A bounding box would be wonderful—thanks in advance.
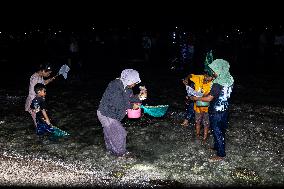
[181,120,189,127]
[196,135,201,140]
[209,155,224,162]
[118,151,136,159]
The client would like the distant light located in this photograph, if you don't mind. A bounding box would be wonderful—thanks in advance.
[0,32,1,34]
[226,35,229,38]
[54,32,57,35]
[24,32,27,35]
[58,30,62,33]
[237,29,240,32]
[175,26,178,29]
[92,27,95,30]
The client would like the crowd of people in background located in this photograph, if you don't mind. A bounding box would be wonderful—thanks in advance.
[1,25,283,78]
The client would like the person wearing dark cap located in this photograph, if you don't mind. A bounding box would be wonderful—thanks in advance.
[25,63,57,127]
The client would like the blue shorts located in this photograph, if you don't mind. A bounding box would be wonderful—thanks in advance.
[36,122,54,136]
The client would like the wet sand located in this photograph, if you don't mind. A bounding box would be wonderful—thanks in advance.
[0,70,283,188]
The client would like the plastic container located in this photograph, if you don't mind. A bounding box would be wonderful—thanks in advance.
[141,105,169,117]
[196,101,209,107]
[127,108,141,118]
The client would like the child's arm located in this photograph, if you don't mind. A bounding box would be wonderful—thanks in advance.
[190,94,214,102]
[191,83,219,102]
[41,109,51,125]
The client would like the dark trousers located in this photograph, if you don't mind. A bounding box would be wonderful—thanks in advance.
[209,111,228,157]
[185,102,195,121]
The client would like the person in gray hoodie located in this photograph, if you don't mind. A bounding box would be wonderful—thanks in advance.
[97,69,147,157]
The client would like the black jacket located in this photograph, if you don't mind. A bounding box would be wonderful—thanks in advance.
[98,79,141,121]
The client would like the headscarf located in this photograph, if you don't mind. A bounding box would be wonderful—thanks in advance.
[120,69,141,88]
[208,59,234,87]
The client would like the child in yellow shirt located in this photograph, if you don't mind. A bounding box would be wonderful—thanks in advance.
[182,73,213,142]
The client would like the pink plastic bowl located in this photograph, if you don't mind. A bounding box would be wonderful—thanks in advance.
[127,108,141,118]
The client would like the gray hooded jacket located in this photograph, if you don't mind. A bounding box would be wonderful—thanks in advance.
[98,69,142,121]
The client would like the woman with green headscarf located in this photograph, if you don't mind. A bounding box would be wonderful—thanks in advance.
[190,59,234,161]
